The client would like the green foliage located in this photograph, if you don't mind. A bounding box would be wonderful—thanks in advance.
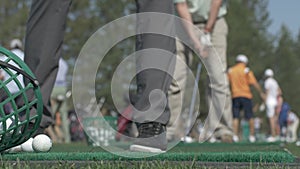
[64,0,135,111]
[0,0,30,46]
[225,0,300,116]
[226,0,274,74]
[274,25,300,112]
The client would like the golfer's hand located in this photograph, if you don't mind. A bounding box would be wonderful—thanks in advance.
[260,92,266,101]
[192,38,208,58]
[200,33,212,47]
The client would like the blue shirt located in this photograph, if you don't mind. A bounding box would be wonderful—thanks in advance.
[279,102,290,123]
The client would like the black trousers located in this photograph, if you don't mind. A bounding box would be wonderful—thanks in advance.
[24,0,72,128]
[25,0,175,127]
[134,0,176,125]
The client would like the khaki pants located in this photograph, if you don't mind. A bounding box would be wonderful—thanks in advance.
[167,17,233,140]
[167,39,193,140]
[200,18,233,138]
[287,118,299,142]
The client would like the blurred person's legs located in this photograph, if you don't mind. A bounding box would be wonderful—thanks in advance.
[53,115,65,143]
[232,98,254,142]
[24,0,72,131]
[232,98,241,142]
[243,99,255,142]
[275,104,281,136]
[51,86,71,142]
[167,40,191,141]
[44,126,58,142]
[197,18,233,141]
[279,119,287,138]
[130,0,176,152]
[266,102,277,142]
[287,118,299,142]
[248,118,255,142]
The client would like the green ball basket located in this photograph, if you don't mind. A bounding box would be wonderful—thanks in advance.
[0,46,43,152]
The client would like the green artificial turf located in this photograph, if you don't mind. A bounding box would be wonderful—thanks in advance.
[0,142,296,163]
[171,142,284,152]
[0,151,294,163]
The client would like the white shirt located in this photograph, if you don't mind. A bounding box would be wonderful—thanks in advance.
[174,0,227,22]
[264,77,279,104]
[288,112,299,123]
[0,49,25,94]
[54,58,68,87]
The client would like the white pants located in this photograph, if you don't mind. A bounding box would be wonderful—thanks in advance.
[287,118,299,142]
[266,98,277,118]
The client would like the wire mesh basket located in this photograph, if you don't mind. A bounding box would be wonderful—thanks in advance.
[0,46,43,152]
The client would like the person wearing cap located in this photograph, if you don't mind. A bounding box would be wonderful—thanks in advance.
[264,68,282,142]
[8,39,25,93]
[0,39,25,114]
[227,54,265,142]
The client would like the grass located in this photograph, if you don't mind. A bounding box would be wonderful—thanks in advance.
[0,141,299,168]
[48,141,285,153]
[284,143,300,157]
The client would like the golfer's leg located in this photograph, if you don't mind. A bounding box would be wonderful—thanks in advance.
[292,120,299,142]
[213,18,232,135]
[24,0,72,128]
[167,40,189,140]
[134,0,176,125]
[204,18,232,137]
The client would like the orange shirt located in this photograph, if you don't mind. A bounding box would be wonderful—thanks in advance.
[228,63,258,99]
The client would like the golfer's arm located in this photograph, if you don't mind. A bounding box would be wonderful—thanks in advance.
[253,83,265,101]
[277,87,282,96]
[176,2,199,44]
[205,0,222,33]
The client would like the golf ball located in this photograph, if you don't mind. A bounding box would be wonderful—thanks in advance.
[21,137,34,152]
[32,134,52,152]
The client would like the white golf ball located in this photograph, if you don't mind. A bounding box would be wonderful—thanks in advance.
[32,134,52,152]
[21,138,34,152]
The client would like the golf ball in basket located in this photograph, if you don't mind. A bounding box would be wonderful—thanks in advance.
[32,134,52,152]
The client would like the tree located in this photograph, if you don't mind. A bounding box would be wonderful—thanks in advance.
[226,0,275,105]
[0,0,30,46]
[65,0,136,111]
[274,25,300,112]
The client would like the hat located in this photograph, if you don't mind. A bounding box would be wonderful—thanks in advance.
[10,39,22,49]
[264,68,274,77]
[236,54,248,64]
